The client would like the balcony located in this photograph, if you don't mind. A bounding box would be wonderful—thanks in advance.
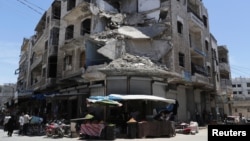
[191,73,213,89]
[188,12,204,31]
[30,56,42,70]
[31,78,45,91]
[61,37,85,51]
[32,28,49,53]
[219,63,230,73]
[220,79,232,89]
[49,46,58,56]
[62,68,83,80]
[50,19,60,28]
[63,2,91,22]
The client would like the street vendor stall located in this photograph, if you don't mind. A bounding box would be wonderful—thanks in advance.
[70,98,122,140]
[87,94,176,139]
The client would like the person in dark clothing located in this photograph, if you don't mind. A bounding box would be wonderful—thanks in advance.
[169,99,179,121]
[6,115,16,137]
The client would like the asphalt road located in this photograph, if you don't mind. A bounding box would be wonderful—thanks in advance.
[0,127,208,141]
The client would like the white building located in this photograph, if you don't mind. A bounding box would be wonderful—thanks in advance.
[231,77,250,118]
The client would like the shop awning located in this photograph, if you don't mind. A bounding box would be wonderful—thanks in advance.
[87,98,123,107]
[89,94,176,104]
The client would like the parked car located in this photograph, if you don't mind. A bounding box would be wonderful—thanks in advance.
[224,116,239,125]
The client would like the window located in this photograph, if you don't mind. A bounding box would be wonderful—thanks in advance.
[203,15,207,27]
[63,55,72,71]
[67,0,76,11]
[46,16,50,26]
[232,84,236,87]
[233,91,237,94]
[237,84,241,87]
[248,90,250,94]
[51,27,59,45]
[65,25,74,40]
[248,108,250,112]
[178,52,185,67]
[81,19,91,36]
[207,66,211,76]
[79,52,86,68]
[247,83,250,87]
[177,21,183,34]
[205,40,209,51]
[238,91,242,94]
[45,40,48,50]
[235,108,237,112]
[52,4,61,20]
[42,68,46,77]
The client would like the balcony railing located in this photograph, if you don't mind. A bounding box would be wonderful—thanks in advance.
[192,73,209,84]
[30,56,42,70]
[220,79,232,88]
[219,62,230,73]
[188,12,204,29]
[63,2,91,22]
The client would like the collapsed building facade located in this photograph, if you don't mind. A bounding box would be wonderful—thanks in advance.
[16,0,233,122]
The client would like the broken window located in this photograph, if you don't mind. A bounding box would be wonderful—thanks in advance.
[46,16,50,27]
[159,10,168,22]
[65,25,74,40]
[177,21,183,34]
[207,66,210,76]
[203,15,207,28]
[50,27,59,45]
[42,68,46,77]
[67,0,76,11]
[79,51,86,68]
[52,3,61,20]
[45,40,48,50]
[81,19,91,36]
[179,52,185,67]
[63,55,72,71]
[205,40,209,51]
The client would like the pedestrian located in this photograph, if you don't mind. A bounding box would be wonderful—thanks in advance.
[23,113,31,135]
[18,112,25,135]
[6,115,16,137]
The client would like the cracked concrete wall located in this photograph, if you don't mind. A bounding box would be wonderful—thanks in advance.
[88,0,172,64]
[125,39,171,61]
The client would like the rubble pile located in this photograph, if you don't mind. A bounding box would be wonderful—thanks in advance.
[99,53,180,78]
[106,53,168,70]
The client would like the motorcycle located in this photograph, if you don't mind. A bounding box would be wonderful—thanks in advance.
[45,119,71,138]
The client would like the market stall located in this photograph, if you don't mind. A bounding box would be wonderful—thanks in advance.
[87,94,176,139]
[70,99,122,140]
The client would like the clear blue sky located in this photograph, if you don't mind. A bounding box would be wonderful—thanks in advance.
[0,0,249,85]
[0,0,53,85]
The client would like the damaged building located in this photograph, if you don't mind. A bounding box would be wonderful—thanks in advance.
[16,0,233,122]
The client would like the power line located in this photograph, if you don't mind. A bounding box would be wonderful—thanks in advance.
[22,0,46,11]
[230,66,250,77]
[16,0,43,15]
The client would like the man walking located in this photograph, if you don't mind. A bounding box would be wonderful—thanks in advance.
[23,113,31,135]
[18,112,24,135]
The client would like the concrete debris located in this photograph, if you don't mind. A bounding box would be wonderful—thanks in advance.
[82,64,107,82]
[99,53,181,78]
[118,24,168,39]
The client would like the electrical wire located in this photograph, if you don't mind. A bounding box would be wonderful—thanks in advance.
[16,0,43,15]
[22,0,46,11]
[230,65,250,78]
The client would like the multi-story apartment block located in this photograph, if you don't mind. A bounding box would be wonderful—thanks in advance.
[15,0,232,122]
[0,84,17,111]
[217,45,233,116]
[232,77,250,118]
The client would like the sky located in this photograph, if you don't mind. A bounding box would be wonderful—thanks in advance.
[0,0,53,85]
[0,0,250,85]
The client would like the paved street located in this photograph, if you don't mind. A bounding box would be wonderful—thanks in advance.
[0,127,208,141]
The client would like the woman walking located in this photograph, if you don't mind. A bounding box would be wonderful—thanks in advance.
[6,115,16,137]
